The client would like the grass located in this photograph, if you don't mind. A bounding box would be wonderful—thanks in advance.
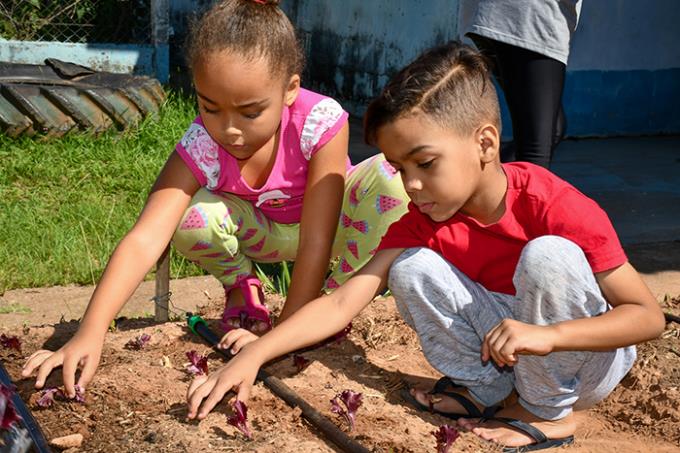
[0,91,205,293]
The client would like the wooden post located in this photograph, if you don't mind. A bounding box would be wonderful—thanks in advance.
[154,244,170,322]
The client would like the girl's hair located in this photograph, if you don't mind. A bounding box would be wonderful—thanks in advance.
[185,0,304,80]
[364,42,500,145]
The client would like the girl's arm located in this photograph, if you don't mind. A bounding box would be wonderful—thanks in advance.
[22,152,200,395]
[277,122,350,323]
[483,261,666,366]
[187,247,404,419]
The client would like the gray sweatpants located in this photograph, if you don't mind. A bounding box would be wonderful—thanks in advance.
[388,236,636,420]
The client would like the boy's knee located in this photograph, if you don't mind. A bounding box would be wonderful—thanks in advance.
[518,236,586,281]
[388,248,447,294]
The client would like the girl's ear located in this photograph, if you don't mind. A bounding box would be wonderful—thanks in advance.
[478,124,500,163]
[284,74,301,106]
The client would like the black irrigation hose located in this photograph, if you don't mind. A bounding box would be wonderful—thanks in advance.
[187,314,371,453]
[665,311,680,325]
[0,361,52,453]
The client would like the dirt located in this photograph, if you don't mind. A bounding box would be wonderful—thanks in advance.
[1,241,680,453]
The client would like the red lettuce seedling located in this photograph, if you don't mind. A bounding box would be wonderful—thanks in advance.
[36,388,60,408]
[0,334,21,352]
[227,400,252,439]
[0,384,21,430]
[185,350,209,376]
[293,354,309,372]
[432,424,460,453]
[36,385,85,408]
[125,333,151,350]
[330,389,363,431]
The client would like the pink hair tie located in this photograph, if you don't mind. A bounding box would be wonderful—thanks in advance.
[251,0,268,4]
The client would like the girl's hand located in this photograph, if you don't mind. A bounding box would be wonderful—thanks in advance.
[218,328,259,355]
[186,348,260,420]
[482,319,557,367]
[21,333,103,398]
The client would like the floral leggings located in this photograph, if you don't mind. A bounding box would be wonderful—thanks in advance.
[172,154,408,291]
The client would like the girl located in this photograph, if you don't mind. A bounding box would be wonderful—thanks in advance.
[185,42,664,451]
[22,0,407,398]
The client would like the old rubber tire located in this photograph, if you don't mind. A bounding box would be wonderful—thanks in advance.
[0,59,165,138]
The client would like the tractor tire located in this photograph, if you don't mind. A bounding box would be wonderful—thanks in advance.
[0,59,165,138]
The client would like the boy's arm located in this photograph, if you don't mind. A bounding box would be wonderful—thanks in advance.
[187,247,404,419]
[22,152,199,395]
[483,262,666,366]
[551,261,665,350]
[278,123,349,323]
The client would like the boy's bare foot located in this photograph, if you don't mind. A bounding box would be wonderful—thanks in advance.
[457,403,576,448]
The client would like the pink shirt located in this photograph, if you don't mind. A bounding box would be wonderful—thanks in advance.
[176,88,350,223]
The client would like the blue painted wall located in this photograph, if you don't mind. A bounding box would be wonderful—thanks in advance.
[282,0,680,138]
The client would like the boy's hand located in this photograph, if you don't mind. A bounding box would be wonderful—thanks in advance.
[218,328,259,355]
[186,348,260,420]
[21,333,103,398]
[482,319,556,367]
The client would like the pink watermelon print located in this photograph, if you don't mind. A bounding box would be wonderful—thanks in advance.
[235,217,244,234]
[254,209,265,227]
[222,267,240,276]
[258,250,279,260]
[376,195,403,214]
[349,180,362,206]
[201,252,224,258]
[379,160,398,179]
[340,258,354,273]
[190,240,212,251]
[180,206,208,230]
[241,228,258,242]
[347,240,359,259]
[326,277,340,289]
[247,237,266,253]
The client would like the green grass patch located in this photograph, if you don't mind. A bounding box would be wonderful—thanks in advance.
[0,303,31,314]
[0,91,205,293]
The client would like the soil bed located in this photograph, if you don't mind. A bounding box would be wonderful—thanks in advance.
[1,294,680,452]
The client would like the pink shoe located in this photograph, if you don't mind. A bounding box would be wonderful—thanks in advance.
[220,276,272,333]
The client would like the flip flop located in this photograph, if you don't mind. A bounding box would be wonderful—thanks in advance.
[220,276,272,333]
[486,416,574,452]
[400,376,499,420]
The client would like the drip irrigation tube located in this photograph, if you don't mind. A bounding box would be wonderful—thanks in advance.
[0,362,52,453]
[186,314,371,453]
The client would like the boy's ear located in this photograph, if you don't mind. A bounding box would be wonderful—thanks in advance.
[284,74,301,106]
[477,124,500,163]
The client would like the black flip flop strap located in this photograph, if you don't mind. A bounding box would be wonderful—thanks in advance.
[431,377,499,418]
[431,376,462,394]
[492,416,548,444]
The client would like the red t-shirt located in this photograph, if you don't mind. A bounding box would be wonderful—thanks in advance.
[378,162,626,295]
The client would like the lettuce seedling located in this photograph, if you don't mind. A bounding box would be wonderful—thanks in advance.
[0,334,21,352]
[36,385,85,408]
[227,400,252,439]
[36,388,60,408]
[293,354,309,372]
[0,384,21,430]
[432,424,459,453]
[330,390,363,431]
[125,333,151,350]
[185,350,209,376]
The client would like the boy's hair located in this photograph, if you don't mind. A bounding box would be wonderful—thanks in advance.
[186,0,304,80]
[364,42,500,145]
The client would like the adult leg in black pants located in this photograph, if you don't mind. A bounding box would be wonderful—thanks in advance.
[470,34,567,169]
